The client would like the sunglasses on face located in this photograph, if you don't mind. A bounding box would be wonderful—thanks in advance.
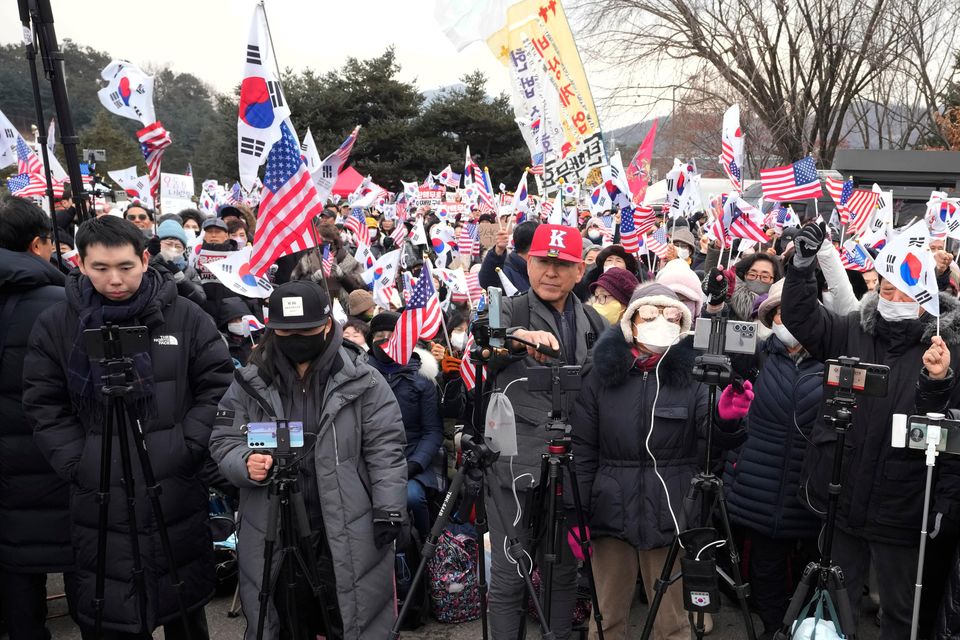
[634,305,683,324]
[126,214,149,221]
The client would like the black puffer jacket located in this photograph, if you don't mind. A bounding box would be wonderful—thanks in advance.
[22,270,234,632]
[723,335,823,539]
[782,261,960,546]
[0,249,72,573]
[368,351,444,490]
[571,328,746,550]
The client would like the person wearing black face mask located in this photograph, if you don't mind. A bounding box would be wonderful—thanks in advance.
[365,311,444,539]
[210,280,408,640]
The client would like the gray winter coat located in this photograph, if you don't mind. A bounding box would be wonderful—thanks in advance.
[210,343,407,640]
[489,290,606,489]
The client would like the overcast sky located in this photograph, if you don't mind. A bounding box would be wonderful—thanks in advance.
[0,0,659,130]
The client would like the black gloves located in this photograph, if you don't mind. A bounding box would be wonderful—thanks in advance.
[373,520,411,550]
[793,222,825,268]
[702,268,728,306]
[146,235,161,257]
[406,461,423,479]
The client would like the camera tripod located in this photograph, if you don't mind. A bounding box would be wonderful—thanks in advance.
[773,358,863,640]
[519,395,605,639]
[255,425,338,640]
[640,323,757,640]
[92,329,193,639]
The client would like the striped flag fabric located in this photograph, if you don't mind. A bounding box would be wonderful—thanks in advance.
[825,176,853,225]
[16,138,42,175]
[838,240,875,272]
[646,226,670,259]
[384,263,441,365]
[720,104,744,192]
[345,207,370,245]
[7,173,64,199]
[724,196,770,244]
[321,243,335,277]
[845,191,881,237]
[459,332,488,391]
[391,223,408,247]
[458,222,480,256]
[247,122,324,277]
[759,156,822,201]
[137,121,172,201]
[619,205,640,254]
[634,204,657,235]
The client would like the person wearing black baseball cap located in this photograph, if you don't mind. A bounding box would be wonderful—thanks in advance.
[210,279,408,640]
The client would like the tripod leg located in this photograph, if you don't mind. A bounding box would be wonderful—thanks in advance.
[827,567,858,640]
[115,403,148,636]
[563,458,605,640]
[483,467,555,640]
[513,455,552,640]
[287,482,336,638]
[541,458,561,628]
[714,488,757,640]
[278,497,301,637]
[93,400,117,639]
[256,482,282,640]
[775,562,816,639]
[639,535,682,640]
[122,404,194,640]
[389,464,470,640]
[473,483,490,640]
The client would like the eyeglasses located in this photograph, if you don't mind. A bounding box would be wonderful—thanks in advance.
[593,292,613,304]
[160,239,184,251]
[126,214,149,222]
[745,270,774,284]
[634,304,683,325]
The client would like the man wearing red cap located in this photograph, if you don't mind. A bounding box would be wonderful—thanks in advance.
[483,224,609,640]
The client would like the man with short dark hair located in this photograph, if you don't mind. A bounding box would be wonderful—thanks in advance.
[124,203,154,233]
[0,197,73,640]
[23,215,234,639]
[478,219,540,293]
[482,223,607,640]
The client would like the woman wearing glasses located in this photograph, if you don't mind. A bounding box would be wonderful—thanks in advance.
[571,282,751,640]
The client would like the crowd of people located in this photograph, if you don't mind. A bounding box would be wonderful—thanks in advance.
[1,183,960,640]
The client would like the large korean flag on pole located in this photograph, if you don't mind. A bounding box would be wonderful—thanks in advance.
[875,219,939,316]
[237,4,290,192]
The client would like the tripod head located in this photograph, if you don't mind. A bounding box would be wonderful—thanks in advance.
[527,363,581,439]
[691,312,758,387]
[460,432,501,470]
[823,356,890,427]
[84,325,150,394]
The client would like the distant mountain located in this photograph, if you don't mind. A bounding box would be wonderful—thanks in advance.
[422,83,466,105]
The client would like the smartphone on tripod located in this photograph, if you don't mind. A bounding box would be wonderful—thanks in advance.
[83,326,150,360]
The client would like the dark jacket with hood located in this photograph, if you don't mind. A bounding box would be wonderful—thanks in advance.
[723,335,823,539]
[0,249,72,573]
[368,351,444,490]
[782,261,960,546]
[218,296,257,366]
[571,329,746,549]
[478,249,530,293]
[22,269,234,632]
[150,254,206,308]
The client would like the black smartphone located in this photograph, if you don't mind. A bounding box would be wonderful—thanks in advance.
[83,326,150,360]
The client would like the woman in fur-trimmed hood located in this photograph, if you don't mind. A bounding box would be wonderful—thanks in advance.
[571,282,749,640]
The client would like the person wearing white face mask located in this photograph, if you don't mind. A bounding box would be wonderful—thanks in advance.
[571,282,751,640]
[783,221,960,640]
[723,279,824,637]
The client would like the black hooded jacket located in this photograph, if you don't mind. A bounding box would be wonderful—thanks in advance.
[571,328,745,549]
[22,269,234,632]
[782,261,960,546]
[0,249,73,573]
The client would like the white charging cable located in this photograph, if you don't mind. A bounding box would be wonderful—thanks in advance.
[645,342,685,546]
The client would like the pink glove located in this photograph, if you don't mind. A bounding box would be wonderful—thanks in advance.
[567,526,592,562]
[717,380,754,421]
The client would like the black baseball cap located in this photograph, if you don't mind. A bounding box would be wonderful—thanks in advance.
[268,280,331,330]
[202,218,228,231]
[217,204,243,220]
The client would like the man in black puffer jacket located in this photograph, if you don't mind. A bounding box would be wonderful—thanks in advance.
[0,198,74,639]
[783,222,960,640]
[22,216,234,640]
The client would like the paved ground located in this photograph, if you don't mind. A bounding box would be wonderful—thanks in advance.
[41,574,881,639]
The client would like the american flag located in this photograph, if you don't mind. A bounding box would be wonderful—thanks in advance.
[619,205,641,254]
[225,182,245,206]
[599,215,616,244]
[459,332,488,391]
[345,207,370,245]
[845,191,880,238]
[539,196,553,220]
[646,226,670,259]
[7,173,63,199]
[468,162,495,212]
[185,162,193,177]
[759,156,822,201]
[825,176,853,225]
[720,105,744,191]
[16,138,42,175]
[634,204,657,235]
[332,126,359,163]
[838,240,875,272]
[384,263,441,365]
[395,198,409,222]
[391,222,408,246]
[725,198,770,244]
[458,222,480,256]
[321,243,335,277]
[248,122,324,277]
[528,163,544,176]
[136,121,172,201]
